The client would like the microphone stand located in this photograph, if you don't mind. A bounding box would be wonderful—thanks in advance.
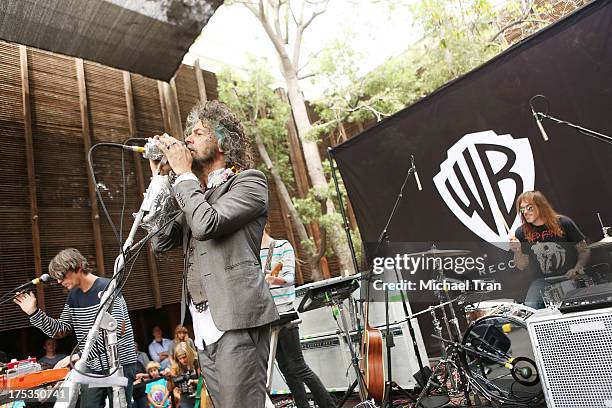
[534,111,612,146]
[0,281,47,306]
[57,169,170,408]
[375,159,428,407]
[328,149,368,407]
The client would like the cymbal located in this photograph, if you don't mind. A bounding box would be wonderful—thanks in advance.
[588,236,612,249]
[406,247,471,257]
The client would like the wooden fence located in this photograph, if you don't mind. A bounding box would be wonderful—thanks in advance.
[0,40,218,332]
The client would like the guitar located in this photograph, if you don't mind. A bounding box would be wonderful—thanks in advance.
[270,262,283,278]
[359,277,385,401]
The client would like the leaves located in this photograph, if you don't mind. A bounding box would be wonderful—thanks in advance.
[217,59,296,189]
[308,0,588,136]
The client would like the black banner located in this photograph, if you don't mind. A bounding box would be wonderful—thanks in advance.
[331,1,612,353]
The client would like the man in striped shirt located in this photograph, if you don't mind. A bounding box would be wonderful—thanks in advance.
[14,248,137,407]
[260,228,336,408]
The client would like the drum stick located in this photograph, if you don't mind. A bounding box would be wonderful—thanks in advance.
[494,205,511,234]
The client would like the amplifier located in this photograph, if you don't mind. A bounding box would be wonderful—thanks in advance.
[559,282,612,313]
[269,332,353,394]
[269,321,427,395]
[526,307,612,408]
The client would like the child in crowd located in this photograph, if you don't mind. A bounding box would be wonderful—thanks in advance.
[144,361,170,408]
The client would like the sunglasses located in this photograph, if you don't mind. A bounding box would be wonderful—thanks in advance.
[519,204,536,214]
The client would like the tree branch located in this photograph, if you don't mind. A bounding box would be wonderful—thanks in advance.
[293,0,327,70]
[297,72,316,80]
[490,18,548,42]
[244,0,294,67]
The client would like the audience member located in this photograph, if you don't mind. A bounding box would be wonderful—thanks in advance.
[168,325,195,362]
[132,362,150,408]
[148,326,172,371]
[170,342,199,408]
[145,362,170,408]
[38,338,67,370]
[135,341,150,369]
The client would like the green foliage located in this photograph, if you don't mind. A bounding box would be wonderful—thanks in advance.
[310,0,552,133]
[217,59,295,189]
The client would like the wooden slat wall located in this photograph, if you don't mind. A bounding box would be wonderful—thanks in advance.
[129,73,184,306]
[84,62,155,310]
[0,41,223,331]
[0,42,36,331]
[28,48,93,324]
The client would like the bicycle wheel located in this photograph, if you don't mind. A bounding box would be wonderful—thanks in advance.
[461,314,543,405]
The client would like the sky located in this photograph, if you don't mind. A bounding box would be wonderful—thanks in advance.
[182,1,421,99]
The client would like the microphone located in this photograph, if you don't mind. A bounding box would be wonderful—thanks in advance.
[122,145,145,154]
[122,135,176,161]
[532,108,549,141]
[411,155,423,191]
[0,274,52,305]
[14,274,52,292]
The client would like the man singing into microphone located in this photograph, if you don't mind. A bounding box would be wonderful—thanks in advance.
[14,248,137,406]
[150,100,278,407]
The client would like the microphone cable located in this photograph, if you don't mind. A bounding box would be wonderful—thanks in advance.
[67,211,180,379]
[71,138,174,379]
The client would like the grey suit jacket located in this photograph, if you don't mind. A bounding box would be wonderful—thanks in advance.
[152,169,279,331]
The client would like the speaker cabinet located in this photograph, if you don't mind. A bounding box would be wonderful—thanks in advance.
[527,307,612,408]
[270,321,428,394]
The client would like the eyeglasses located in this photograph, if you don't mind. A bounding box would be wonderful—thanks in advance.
[519,204,536,214]
[56,270,75,282]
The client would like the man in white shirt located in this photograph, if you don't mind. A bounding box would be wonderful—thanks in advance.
[148,326,172,370]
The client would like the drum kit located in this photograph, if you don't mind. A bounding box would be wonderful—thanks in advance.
[401,245,542,407]
[403,227,612,407]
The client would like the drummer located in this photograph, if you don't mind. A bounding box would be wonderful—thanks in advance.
[509,190,590,309]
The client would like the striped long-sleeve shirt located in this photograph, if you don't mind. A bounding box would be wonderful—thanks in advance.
[260,239,296,313]
[29,277,136,371]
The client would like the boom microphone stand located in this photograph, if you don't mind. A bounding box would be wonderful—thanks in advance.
[529,94,612,146]
[57,170,171,408]
[374,158,428,407]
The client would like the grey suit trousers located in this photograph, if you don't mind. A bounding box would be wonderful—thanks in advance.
[198,324,271,408]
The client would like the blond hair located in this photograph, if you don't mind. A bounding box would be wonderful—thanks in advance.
[171,341,197,374]
[146,361,161,372]
[516,191,563,242]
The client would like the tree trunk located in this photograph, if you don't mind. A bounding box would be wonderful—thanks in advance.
[246,0,356,277]
[254,133,323,280]
[280,59,356,276]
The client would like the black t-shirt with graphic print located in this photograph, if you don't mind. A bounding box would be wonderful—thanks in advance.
[514,215,586,278]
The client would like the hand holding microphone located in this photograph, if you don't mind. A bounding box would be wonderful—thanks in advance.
[10,273,51,313]
[153,134,192,176]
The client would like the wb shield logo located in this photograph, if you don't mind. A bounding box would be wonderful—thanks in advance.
[433,131,534,248]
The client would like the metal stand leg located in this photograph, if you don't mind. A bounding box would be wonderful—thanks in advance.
[266,326,281,393]
[335,301,367,408]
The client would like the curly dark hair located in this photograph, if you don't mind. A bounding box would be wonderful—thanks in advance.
[184,100,254,169]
